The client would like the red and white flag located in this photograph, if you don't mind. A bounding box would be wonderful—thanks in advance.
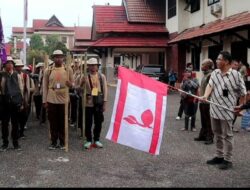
[106,67,168,155]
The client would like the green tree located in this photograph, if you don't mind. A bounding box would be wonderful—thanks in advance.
[30,34,44,50]
[27,49,46,65]
[44,35,68,57]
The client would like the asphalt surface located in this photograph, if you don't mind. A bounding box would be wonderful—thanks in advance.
[0,86,250,187]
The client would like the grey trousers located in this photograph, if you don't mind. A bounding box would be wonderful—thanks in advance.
[211,118,234,162]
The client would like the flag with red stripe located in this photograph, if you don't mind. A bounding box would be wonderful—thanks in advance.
[106,66,168,155]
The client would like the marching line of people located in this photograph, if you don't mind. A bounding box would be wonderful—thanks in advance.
[0,49,108,152]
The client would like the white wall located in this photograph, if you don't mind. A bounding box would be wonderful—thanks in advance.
[166,0,250,34]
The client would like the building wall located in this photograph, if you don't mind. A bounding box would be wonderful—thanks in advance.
[166,0,250,34]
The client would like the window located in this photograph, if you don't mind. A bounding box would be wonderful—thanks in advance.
[168,0,176,19]
[208,0,220,6]
[190,0,200,13]
[191,46,200,71]
[61,36,67,44]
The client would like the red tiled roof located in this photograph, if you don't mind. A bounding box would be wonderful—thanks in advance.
[12,27,33,33]
[33,19,74,31]
[4,42,29,55]
[74,41,94,47]
[170,11,250,43]
[91,36,168,47]
[93,5,168,33]
[123,0,165,24]
[75,27,92,40]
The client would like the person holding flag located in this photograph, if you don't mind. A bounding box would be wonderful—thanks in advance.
[201,51,247,170]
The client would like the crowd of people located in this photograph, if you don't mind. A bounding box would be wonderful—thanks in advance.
[0,49,108,151]
[1,49,249,171]
[174,51,250,170]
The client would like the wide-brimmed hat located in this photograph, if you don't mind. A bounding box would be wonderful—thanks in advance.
[22,65,31,71]
[4,56,15,65]
[87,58,100,65]
[14,59,24,67]
[51,50,65,58]
[48,59,54,66]
[36,62,44,68]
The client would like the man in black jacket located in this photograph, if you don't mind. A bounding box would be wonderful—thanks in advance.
[0,56,23,151]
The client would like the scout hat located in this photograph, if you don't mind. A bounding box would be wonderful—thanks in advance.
[87,58,100,65]
[4,56,15,65]
[51,50,65,58]
[36,62,44,68]
[14,59,24,67]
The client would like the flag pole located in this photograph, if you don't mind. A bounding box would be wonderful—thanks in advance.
[44,54,51,142]
[82,51,88,144]
[168,85,234,112]
[23,0,28,66]
[31,57,35,118]
[65,52,71,152]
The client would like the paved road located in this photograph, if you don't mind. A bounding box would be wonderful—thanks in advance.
[0,86,250,187]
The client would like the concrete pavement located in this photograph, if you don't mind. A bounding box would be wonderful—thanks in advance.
[0,86,250,187]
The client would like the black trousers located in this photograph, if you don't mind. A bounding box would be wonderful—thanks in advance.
[198,103,214,140]
[70,94,78,124]
[33,94,42,119]
[47,103,65,145]
[183,100,198,129]
[1,102,20,147]
[85,106,104,142]
[177,99,184,117]
[18,107,29,136]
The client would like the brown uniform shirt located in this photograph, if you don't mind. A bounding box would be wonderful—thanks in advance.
[85,73,108,107]
[42,65,73,104]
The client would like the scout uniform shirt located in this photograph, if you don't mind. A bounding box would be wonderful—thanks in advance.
[42,65,73,104]
[85,72,108,107]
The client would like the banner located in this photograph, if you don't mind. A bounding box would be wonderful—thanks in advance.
[106,67,168,155]
[0,17,7,64]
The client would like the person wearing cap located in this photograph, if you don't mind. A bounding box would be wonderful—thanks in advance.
[0,56,23,151]
[69,58,81,128]
[81,57,108,149]
[14,60,34,139]
[21,65,35,131]
[43,50,73,150]
[33,62,46,121]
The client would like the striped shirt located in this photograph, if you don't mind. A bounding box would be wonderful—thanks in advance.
[208,68,246,120]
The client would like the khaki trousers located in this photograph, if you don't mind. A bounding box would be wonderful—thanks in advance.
[211,118,234,162]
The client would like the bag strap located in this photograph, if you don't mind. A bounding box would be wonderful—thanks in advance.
[88,74,93,90]
[88,73,103,93]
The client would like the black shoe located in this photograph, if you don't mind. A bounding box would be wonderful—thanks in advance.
[194,137,206,141]
[218,160,233,170]
[13,145,22,151]
[57,144,65,150]
[204,139,213,145]
[207,157,224,165]
[0,145,8,152]
[19,134,27,139]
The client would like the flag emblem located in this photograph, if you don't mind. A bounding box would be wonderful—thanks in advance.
[106,67,168,155]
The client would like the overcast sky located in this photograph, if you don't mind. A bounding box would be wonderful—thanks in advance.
[0,0,122,41]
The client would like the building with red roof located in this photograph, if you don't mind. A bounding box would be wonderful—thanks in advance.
[11,15,92,57]
[166,0,250,82]
[90,0,169,82]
